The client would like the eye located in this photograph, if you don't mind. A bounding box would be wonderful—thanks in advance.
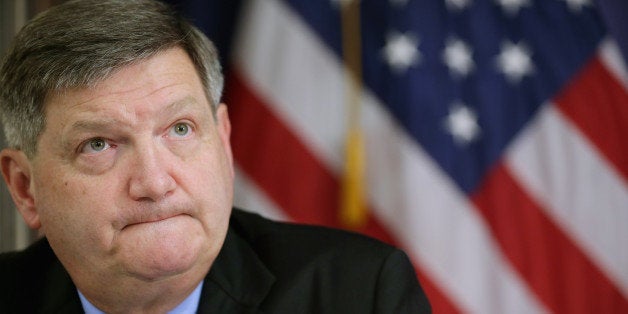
[170,122,191,137]
[81,138,111,154]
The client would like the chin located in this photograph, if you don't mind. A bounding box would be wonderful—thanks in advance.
[133,260,196,282]
[119,229,212,281]
[125,242,209,282]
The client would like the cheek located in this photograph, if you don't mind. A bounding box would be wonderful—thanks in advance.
[33,168,115,246]
[184,135,233,187]
[185,147,234,221]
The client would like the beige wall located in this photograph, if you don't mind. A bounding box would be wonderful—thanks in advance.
[1,0,27,253]
[0,0,67,252]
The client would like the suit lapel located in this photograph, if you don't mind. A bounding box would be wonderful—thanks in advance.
[197,228,275,313]
[39,242,84,314]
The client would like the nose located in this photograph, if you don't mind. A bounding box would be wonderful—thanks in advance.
[127,141,177,202]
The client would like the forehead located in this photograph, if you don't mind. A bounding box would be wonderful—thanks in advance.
[43,47,209,124]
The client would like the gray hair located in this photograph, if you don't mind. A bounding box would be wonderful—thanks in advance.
[0,0,223,158]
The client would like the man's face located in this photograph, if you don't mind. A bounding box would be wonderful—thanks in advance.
[27,48,234,284]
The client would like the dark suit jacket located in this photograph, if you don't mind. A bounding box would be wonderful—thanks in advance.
[0,208,431,313]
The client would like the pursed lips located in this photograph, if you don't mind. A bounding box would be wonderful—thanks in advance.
[122,212,188,229]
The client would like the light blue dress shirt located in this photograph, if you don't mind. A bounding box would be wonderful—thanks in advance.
[78,281,204,314]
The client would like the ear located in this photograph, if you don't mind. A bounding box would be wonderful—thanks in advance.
[0,149,40,229]
[216,103,234,178]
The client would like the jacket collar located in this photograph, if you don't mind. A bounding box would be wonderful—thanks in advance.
[197,227,276,313]
[37,240,85,313]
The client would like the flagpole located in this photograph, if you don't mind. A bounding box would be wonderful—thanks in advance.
[340,0,367,229]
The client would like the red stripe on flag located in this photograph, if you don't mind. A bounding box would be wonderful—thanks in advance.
[414,266,463,314]
[225,68,462,313]
[555,57,628,182]
[472,163,628,313]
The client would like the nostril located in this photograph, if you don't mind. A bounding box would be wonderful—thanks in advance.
[128,160,177,202]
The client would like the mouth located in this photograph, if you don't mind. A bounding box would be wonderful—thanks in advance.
[123,213,188,229]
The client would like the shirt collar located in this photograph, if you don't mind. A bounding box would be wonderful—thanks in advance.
[78,281,204,314]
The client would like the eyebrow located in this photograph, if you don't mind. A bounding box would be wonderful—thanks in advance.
[61,96,203,147]
[162,96,200,117]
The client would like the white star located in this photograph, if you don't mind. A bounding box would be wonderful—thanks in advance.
[443,102,481,145]
[496,40,535,83]
[382,31,421,74]
[390,0,410,8]
[446,0,472,11]
[443,37,475,77]
[562,0,591,12]
[495,0,531,16]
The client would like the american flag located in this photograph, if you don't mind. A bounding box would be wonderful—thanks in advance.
[166,0,628,312]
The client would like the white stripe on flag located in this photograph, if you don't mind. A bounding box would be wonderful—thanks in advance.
[234,164,290,222]
[232,0,548,312]
[506,103,628,297]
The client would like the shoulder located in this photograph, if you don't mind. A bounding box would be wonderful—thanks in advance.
[229,208,431,313]
[0,239,58,309]
[0,238,56,282]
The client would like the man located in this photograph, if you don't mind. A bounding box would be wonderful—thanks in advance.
[0,0,431,312]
